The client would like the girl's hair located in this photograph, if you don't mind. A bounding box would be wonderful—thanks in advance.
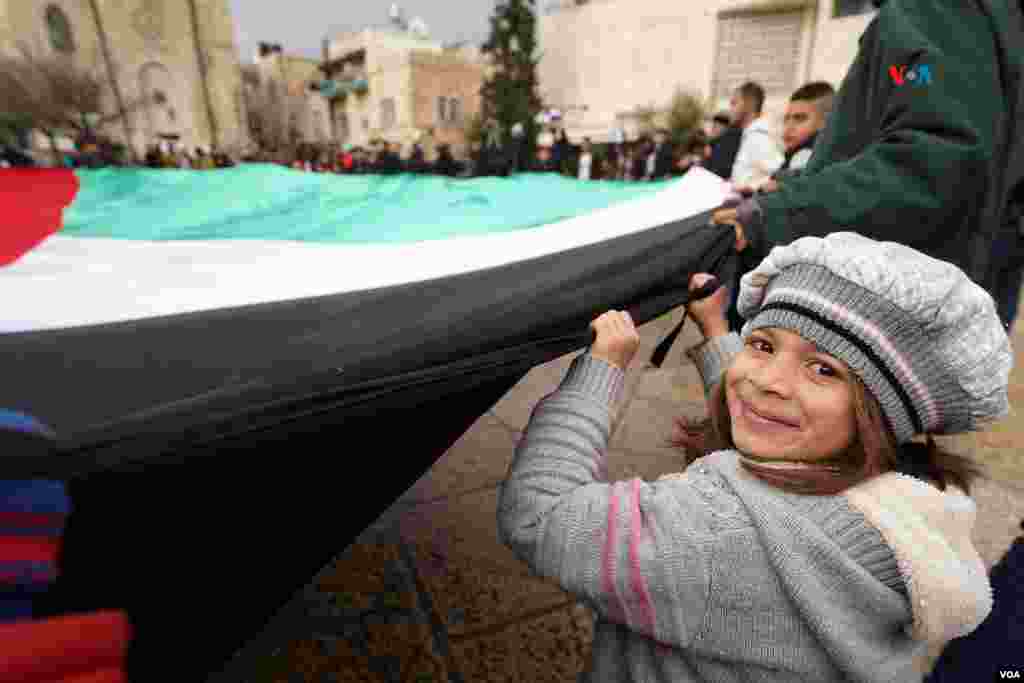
[665,374,984,496]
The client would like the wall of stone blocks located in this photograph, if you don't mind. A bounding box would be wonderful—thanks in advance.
[0,0,248,159]
[538,0,875,144]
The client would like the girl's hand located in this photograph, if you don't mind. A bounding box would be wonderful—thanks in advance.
[589,310,641,371]
[688,274,730,339]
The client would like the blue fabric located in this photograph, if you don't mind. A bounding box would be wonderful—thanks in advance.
[0,410,55,438]
[926,532,1024,679]
[992,230,1024,331]
[0,481,70,514]
[0,596,34,621]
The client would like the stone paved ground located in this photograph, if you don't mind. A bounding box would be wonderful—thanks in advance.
[217,305,1024,683]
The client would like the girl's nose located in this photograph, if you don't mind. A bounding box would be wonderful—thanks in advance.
[747,358,794,398]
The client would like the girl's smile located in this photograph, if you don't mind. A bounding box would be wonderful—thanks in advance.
[730,393,802,432]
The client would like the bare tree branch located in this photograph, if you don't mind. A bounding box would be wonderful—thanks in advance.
[0,41,153,142]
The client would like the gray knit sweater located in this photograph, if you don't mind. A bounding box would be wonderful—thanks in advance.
[497,334,992,682]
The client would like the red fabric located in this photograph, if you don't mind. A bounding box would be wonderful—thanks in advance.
[0,511,67,530]
[0,169,79,267]
[49,668,126,683]
[0,610,130,682]
[0,536,61,564]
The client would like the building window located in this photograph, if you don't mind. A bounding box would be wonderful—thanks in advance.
[833,0,875,18]
[45,5,76,54]
[362,117,369,131]
[437,97,461,126]
[380,97,396,129]
[712,11,802,101]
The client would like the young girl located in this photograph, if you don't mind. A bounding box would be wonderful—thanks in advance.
[498,232,1012,682]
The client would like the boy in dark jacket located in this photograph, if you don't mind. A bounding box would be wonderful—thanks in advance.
[714,0,1024,306]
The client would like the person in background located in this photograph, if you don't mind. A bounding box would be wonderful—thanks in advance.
[339,146,354,173]
[618,141,636,181]
[631,137,651,182]
[577,137,594,181]
[671,131,713,177]
[705,111,743,180]
[531,145,558,173]
[433,143,461,177]
[144,145,161,168]
[605,143,621,179]
[645,129,675,181]
[408,142,427,173]
[552,128,571,174]
[728,81,785,191]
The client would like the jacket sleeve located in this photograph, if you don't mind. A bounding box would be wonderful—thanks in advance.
[684,333,744,399]
[749,3,1001,258]
[497,353,713,647]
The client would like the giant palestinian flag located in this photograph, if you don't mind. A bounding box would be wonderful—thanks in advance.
[0,164,735,680]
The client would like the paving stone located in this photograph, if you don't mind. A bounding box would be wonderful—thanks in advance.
[399,488,541,579]
[399,412,519,504]
[315,543,408,613]
[966,474,1024,569]
[490,352,582,432]
[395,642,451,683]
[411,550,571,637]
[448,626,519,683]
[610,395,706,458]
[277,637,386,683]
[364,619,434,662]
[516,604,594,683]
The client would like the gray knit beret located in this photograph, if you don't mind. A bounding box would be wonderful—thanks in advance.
[736,232,1013,444]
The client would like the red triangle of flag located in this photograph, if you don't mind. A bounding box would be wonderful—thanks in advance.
[0,169,80,267]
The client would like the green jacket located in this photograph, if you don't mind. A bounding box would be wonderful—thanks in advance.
[746,0,1024,291]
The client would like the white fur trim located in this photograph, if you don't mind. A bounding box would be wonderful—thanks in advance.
[843,473,992,647]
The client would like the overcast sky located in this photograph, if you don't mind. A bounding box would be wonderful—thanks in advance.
[228,0,509,63]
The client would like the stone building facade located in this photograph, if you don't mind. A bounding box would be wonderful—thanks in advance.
[409,49,487,158]
[0,0,249,159]
[251,44,333,147]
[320,26,489,158]
[537,0,877,143]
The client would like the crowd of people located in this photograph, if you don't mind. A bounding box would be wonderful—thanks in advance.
[143,141,236,170]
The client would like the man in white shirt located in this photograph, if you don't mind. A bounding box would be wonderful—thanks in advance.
[728,81,784,191]
[578,137,594,180]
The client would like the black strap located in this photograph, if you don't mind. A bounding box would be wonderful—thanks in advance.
[649,246,737,368]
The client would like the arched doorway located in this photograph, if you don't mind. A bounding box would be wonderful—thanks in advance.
[138,62,181,144]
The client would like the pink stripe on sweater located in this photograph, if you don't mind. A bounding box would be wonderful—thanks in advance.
[629,478,658,640]
[768,287,941,430]
[602,486,628,625]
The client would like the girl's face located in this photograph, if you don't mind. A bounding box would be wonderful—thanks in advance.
[724,327,857,462]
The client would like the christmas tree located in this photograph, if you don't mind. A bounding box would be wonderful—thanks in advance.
[479,0,544,171]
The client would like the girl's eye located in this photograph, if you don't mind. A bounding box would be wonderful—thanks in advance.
[748,338,772,353]
[810,361,839,378]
